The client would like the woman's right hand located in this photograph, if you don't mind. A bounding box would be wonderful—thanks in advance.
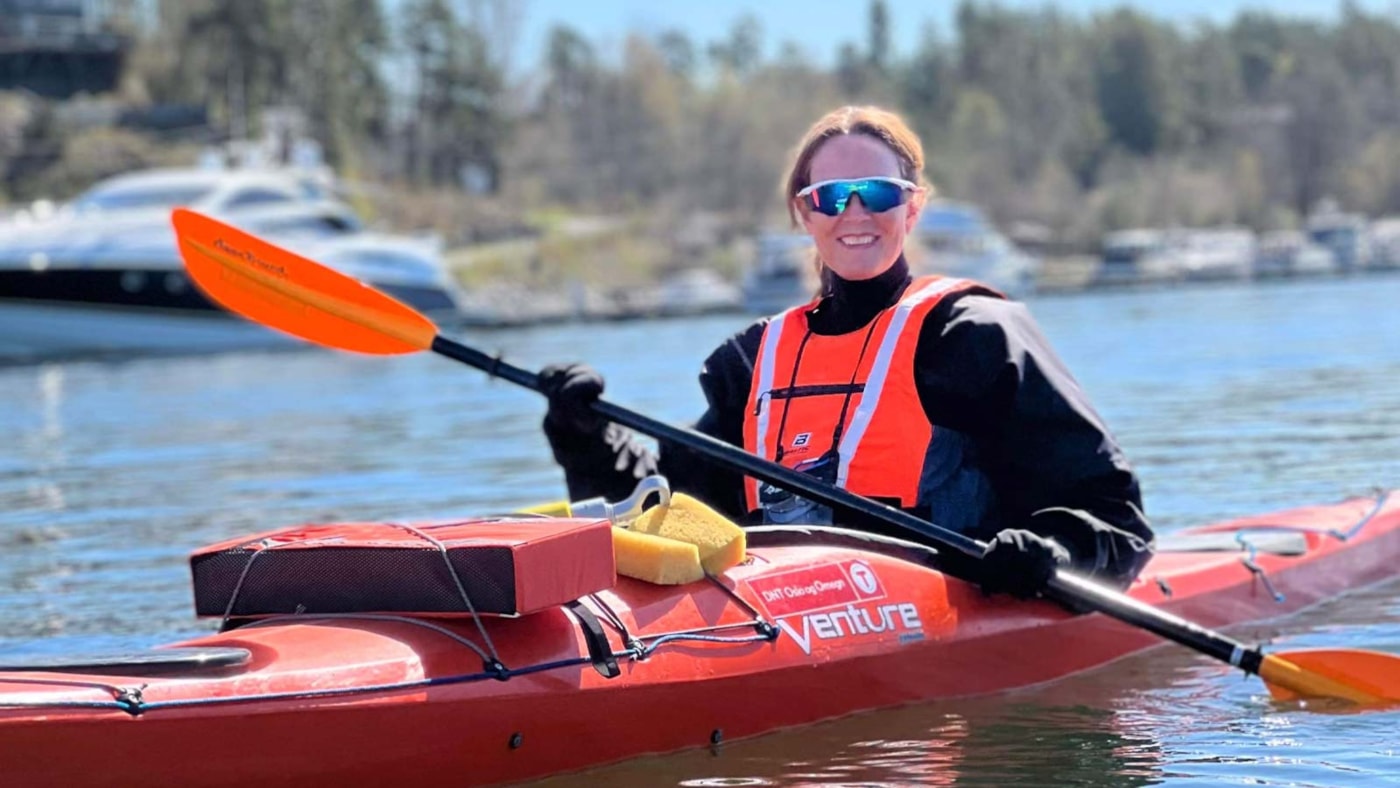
[538,363,606,434]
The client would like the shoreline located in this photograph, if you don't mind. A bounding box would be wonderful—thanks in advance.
[440,253,1400,328]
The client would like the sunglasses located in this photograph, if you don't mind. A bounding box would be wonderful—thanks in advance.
[795,177,919,217]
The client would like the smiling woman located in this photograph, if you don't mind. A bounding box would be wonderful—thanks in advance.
[538,104,1156,601]
[787,113,928,284]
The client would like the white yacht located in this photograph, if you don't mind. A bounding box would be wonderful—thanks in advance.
[1254,231,1340,278]
[910,201,1040,297]
[653,268,743,317]
[1173,228,1256,282]
[1368,218,1400,270]
[1096,228,1167,286]
[1305,207,1371,272]
[0,167,469,360]
[741,232,817,315]
[1096,227,1254,286]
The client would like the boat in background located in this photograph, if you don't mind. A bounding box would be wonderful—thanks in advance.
[1306,205,1372,272]
[1094,228,1255,286]
[653,267,743,317]
[0,167,469,361]
[1254,231,1340,278]
[1094,228,1167,287]
[741,232,816,315]
[1173,228,1256,282]
[1369,217,1400,270]
[910,201,1040,298]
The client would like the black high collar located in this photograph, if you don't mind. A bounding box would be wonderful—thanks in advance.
[805,256,912,335]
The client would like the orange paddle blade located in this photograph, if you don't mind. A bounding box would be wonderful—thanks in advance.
[1262,649,1400,705]
[171,208,438,355]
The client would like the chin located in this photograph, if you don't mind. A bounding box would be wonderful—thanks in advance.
[829,255,895,281]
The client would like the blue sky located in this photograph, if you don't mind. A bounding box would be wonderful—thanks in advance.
[507,0,1395,71]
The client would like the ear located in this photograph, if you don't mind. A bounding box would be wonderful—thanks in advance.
[903,188,927,234]
[795,198,818,235]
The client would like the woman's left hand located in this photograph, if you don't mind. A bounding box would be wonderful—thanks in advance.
[979,529,1071,599]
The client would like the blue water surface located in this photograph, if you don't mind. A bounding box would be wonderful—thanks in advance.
[2,274,1398,785]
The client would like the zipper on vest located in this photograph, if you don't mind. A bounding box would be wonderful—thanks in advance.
[753,390,770,417]
[767,383,865,401]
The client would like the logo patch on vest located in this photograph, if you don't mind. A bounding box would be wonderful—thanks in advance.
[791,432,811,449]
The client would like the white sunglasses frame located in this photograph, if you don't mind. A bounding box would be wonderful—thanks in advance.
[794,176,921,199]
[794,177,923,215]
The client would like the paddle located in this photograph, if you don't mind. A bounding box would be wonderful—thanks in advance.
[170,207,1400,707]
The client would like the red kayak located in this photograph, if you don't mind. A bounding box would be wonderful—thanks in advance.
[2,491,1398,787]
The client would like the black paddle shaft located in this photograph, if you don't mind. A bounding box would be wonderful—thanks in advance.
[431,335,988,559]
[431,335,1269,677]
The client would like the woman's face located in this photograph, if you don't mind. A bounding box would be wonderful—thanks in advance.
[798,133,922,281]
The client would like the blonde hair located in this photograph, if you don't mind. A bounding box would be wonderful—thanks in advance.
[783,105,933,227]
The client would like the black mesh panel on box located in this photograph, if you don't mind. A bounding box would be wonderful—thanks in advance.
[191,545,518,617]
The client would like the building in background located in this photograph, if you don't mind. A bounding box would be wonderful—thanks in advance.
[0,0,134,98]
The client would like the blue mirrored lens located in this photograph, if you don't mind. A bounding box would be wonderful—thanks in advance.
[807,180,908,216]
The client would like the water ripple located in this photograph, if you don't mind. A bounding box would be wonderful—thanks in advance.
[3,279,1400,785]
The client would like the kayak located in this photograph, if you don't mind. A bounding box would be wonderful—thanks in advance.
[2,490,1398,787]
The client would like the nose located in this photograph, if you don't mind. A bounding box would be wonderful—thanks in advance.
[841,193,872,217]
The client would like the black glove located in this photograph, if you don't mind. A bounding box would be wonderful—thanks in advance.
[979,529,1071,599]
[539,363,605,434]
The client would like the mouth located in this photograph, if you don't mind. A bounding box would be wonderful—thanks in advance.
[837,234,878,248]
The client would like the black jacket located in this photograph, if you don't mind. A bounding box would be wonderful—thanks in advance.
[544,259,1154,587]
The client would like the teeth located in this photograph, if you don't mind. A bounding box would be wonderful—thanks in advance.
[839,235,877,247]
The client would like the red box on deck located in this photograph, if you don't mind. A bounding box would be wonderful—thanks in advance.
[190,517,616,618]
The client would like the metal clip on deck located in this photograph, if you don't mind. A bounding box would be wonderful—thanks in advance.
[570,476,672,525]
[1237,534,1285,603]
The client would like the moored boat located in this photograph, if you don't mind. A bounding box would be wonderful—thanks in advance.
[0,168,469,361]
[1,489,1397,787]
[1254,230,1341,278]
[1306,206,1372,272]
[911,201,1041,298]
[741,232,817,315]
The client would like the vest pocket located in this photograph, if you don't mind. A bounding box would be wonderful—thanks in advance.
[759,451,838,526]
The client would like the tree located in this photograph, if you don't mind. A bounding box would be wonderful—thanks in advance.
[1333,3,1400,127]
[543,25,597,112]
[1229,12,1289,100]
[868,0,891,75]
[898,24,953,136]
[284,0,390,166]
[1093,9,1184,155]
[836,43,870,98]
[1276,55,1361,215]
[708,14,763,77]
[163,0,291,138]
[400,0,506,189]
[655,30,697,79]
[1182,26,1244,146]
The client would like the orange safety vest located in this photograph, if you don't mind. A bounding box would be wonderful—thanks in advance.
[742,276,977,513]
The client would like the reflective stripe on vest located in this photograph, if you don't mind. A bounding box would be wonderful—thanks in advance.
[743,276,974,511]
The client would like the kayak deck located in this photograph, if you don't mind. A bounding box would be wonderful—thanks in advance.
[1,491,1397,787]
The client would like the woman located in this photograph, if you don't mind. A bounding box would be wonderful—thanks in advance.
[540,106,1153,598]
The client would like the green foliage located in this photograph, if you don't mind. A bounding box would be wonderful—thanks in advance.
[1342,132,1400,217]
[1093,9,1184,155]
[14,0,1400,267]
[868,0,891,74]
[708,14,764,77]
[400,0,507,189]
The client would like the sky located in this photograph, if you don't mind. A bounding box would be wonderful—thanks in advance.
[504,0,1397,72]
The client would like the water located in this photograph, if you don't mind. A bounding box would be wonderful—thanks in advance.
[3,274,1399,785]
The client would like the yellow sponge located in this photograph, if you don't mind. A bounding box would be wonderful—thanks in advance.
[612,527,705,585]
[630,493,747,575]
